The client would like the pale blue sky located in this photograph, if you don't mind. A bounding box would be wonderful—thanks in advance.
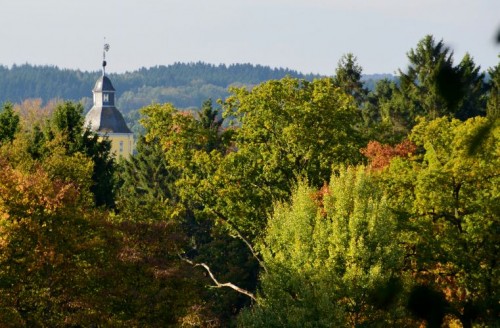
[0,0,498,75]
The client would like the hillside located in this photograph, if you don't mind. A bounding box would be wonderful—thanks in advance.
[0,63,396,112]
[0,63,320,112]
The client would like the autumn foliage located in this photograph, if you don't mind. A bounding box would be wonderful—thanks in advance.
[361,139,416,170]
[0,35,498,325]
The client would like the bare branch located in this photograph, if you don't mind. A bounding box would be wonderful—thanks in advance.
[211,208,268,274]
[192,176,268,273]
[180,255,257,302]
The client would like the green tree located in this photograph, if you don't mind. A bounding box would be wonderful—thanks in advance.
[219,77,363,234]
[379,35,489,140]
[49,101,84,150]
[197,98,226,153]
[0,102,20,144]
[455,53,487,120]
[486,59,500,118]
[80,132,115,208]
[141,76,365,252]
[399,35,460,119]
[464,59,499,155]
[226,77,363,187]
[136,102,252,325]
[332,53,368,107]
[139,79,364,322]
[116,135,177,221]
[364,79,408,142]
[384,116,499,327]
[239,168,408,327]
[398,35,489,123]
[45,102,116,208]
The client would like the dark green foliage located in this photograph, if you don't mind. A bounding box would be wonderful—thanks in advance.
[369,277,404,311]
[0,64,94,105]
[333,53,368,106]
[114,63,307,112]
[486,59,500,118]
[434,64,465,115]
[363,79,406,143]
[194,233,259,325]
[49,101,84,151]
[464,60,500,154]
[364,35,490,144]
[199,99,219,130]
[99,220,219,327]
[26,125,46,159]
[197,98,228,153]
[118,99,253,325]
[455,53,487,119]
[408,285,448,328]
[0,102,20,144]
[399,35,488,121]
[31,102,116,208]
[116,135,177,220]
[80,131,115,208]
[399,35,458,118]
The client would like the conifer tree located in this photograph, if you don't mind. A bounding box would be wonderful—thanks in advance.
[399,35,459,119]
[455,53,487,119]
[486,58,500,118]
[333,53,368,106]
[0,102,20,144]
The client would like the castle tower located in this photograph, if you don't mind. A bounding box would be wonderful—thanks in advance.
[85,43,134,159]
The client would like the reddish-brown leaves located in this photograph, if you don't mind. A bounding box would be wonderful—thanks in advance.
[361,139,416,170]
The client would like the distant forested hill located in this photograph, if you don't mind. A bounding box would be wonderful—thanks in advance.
[0,63,323,113]
[0,64,96,106]
[0,63,395,114]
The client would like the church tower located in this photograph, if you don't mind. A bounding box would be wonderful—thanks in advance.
[85,43,134,159]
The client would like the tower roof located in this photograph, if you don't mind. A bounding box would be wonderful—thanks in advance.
[85,105,131,134]
[93,75,116,92]
[85,74,131,134]
[85,42,132,135]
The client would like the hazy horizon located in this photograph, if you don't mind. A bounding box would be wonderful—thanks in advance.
[0,0,498,76]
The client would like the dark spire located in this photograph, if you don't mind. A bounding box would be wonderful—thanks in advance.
[103,40,110,76]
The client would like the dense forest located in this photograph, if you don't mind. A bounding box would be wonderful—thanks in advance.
[0,35,498,327]
[0,62,320,111]
[0,62,391,134]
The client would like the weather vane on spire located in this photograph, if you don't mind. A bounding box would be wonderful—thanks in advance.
[102,38,110,75]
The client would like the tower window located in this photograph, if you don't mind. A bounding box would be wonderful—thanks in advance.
[103,93,109,103]
[119,141,124,153]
